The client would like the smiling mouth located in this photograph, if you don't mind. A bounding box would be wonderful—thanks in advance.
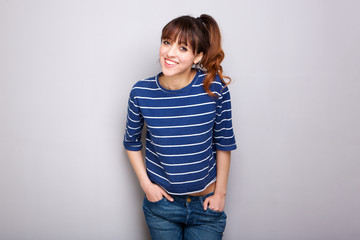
[165,58,178,65]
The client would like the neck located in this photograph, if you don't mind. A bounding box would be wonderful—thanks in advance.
[159,69,196,90]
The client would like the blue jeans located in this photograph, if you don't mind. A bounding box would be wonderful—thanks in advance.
[143,192,226,240]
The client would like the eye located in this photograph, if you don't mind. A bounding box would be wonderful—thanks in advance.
[162,40,171,45]
[180,46,188,51]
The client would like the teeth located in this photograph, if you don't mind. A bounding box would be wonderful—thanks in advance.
[165,59,177,65]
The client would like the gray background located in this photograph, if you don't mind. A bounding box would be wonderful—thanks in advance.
[1,0,359,239]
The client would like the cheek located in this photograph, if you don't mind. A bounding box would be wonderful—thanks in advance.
[181,55,196,66]
[159,46,166,57]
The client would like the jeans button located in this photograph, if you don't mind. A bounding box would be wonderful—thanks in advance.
[187,197,191,203]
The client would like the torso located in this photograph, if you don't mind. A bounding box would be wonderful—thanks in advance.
[189,182,215,196]
[125,70,236,195]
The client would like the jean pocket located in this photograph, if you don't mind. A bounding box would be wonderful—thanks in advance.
[206,207,225,214]
[199,195,225,214]
[144,195,166,204]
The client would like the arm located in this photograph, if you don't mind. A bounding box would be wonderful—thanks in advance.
[126,150,173,202]
[203,150,231,211]
[203,83,236,211]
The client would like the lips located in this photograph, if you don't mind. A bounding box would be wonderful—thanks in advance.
[164,58,178,67]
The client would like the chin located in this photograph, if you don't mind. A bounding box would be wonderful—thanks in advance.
[161,68,176,77]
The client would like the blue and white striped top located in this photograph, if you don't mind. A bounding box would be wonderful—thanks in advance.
[123,69,236,195]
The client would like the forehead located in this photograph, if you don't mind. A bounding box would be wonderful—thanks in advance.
[164,34,192,47]
[162,28,197,51]
[163,32,188,44]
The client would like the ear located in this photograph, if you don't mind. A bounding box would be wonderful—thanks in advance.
[194,52,204,65]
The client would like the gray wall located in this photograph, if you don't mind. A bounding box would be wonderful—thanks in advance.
[1,0,359,239]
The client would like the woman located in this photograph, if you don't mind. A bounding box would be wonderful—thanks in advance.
[124,14,236,240]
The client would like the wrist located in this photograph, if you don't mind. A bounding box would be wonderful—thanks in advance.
[140,179,152,190]
[214,189,227,198]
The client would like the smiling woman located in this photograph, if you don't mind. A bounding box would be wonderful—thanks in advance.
[159,15,231,96]
[123,14,236,240]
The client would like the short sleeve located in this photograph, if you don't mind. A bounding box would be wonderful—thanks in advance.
[123,90,144,151]
[213,86,237,151]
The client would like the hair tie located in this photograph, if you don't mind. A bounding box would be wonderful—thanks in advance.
[196,17,204,24]
[196,17,206,28]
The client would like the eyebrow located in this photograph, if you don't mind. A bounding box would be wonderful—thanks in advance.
[162,37,190,47]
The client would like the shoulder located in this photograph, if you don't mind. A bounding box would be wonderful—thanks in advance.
[197,71,228,97]
[129,75,160,97]
[131,75,157,89]
[212,74,227,88]
[197,70,224,85]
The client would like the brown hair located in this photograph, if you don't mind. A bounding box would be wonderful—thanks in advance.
[161,14,231,97]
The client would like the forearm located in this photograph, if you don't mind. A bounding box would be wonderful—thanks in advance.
[203,150,231,211]
[214,150,231,197]
[126,149,174,201]
[126,150,151,189]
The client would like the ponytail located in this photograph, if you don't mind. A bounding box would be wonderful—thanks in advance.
[198,14,231,97]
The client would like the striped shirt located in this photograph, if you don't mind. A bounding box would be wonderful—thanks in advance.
[123,69,236,195]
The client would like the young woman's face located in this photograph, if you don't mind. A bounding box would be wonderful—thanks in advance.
[159,37,203,79]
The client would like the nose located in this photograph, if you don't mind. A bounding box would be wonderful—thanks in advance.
[167,44,177,57]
